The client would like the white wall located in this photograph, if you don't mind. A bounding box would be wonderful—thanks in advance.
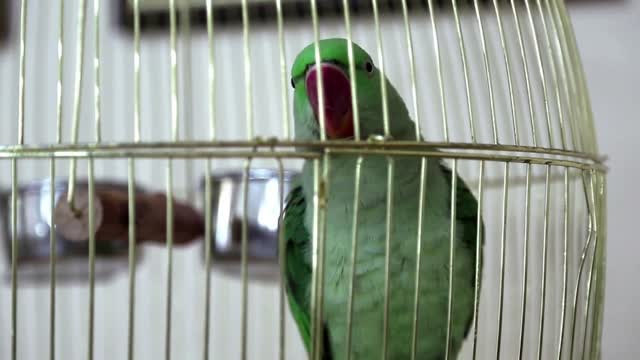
[570,1,640,358]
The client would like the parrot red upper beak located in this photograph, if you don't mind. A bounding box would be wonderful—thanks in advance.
[305,63,354,139]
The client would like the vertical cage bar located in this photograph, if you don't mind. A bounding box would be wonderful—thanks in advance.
[537,0,568,149]
[93,0,101,142]
[410,157,428,360]
[557,167,570,359]
[473,0,499,144]
[569,172,597,359]
[399,0,420,140]
[12,0,28,358]
[510,0,538,147]
[277,160,286,360]
[309,158,321,359]
[241,0,254,140]
[451,0,477,142]
[309,0,326,141]
[492,0,519,145]
[342,0,360,141]
[524,0,554,147]
[445,160,459,360]
[471,161,484,360]
[50,0,64,358]
[536,165,552,360]
[67,0,87,207]
[275,0,289,140]
[495,162,509,358]
[203,159,213,360]
[381,157,394,360]
[10,160,18,360]
[240,159,251,360]
[128,0,141,358]
[426,0,449,142]
[165,1,179,358]
[371,0,390,137]
[202,2,215,359]
[345,157,363,360]
[87,159,96,360]
[517,164,532,360]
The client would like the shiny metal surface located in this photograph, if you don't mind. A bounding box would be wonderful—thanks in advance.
[0,179,144,283]
[200,168,298,281]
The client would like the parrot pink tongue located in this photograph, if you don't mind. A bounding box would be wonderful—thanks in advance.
[305,63,354,139]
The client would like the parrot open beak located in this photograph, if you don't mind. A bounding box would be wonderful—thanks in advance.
[305,63,354,139]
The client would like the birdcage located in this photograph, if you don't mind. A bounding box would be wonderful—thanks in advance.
[0,0,606,359]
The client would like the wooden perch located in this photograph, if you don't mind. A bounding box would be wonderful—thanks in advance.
[53,189,205,246]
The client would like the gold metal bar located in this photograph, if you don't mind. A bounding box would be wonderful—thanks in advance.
[471,161,484,360]
[568,172,597,359]
[492,0,519,145]
[536,165,552,360]
[445,159,459,360]
[309,159,321,359]
[56,0,65,144]
[240,159,251,360]
[451,0,477,142]
[426,0,449,141]
[524,0,554,147]
[93,0,101,142]
[164,159,175,360]
[313,154,330,360]
[67,0,88,207]
[536,0,567,149]
[410,157,428,360]
[12,0,28,357]
[309,0,326,142]
[275,0,289,139]
[277,159,286,360]
[557,167,570,359]
[87,159,96,360]
[345,156,363,360]
[399,0,420,140]
[472,0,498,144]
[546,0,579,151]
[169,0,179,141]
[133,0,141,142]
[202,160,213,360]
[50,0,64,358]
[165,1,178,358]
[127,158,137,360]
[49,160,57,360]
[581,235,598,360]
[510,0,538,147]
[206,0,216,139]
[203,2,215,359]
[342,0,360,140]
[0,140,606,162]
[495,162,509,357]
[128,0,141,358]
[382,157,394,360]
[10,159,18,360]
[371,0,390,137]
[517,164,532,359]
[241,0,254,140]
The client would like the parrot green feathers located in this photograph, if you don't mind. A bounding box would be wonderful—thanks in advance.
[284,38,483,360]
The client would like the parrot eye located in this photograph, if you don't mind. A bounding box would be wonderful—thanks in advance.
[365,61,374,74]
[291,77,296,89]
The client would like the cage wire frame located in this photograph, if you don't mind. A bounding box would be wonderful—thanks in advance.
[0,0,607,359]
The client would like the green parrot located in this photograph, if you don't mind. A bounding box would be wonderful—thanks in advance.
[284,38,483,360]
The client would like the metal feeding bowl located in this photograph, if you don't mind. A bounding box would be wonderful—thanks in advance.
[0,179,144,284]
[201,168,298,282]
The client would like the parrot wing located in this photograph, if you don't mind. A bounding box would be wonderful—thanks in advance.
[283,184,333,359]
[439,161,484,338]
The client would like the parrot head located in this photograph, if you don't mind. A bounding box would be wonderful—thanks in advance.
[291,38,414,141]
